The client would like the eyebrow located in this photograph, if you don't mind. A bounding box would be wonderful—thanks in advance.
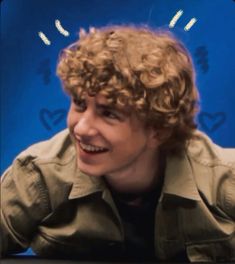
[96,103,120,113]
[71,93,128,116]
[97,102,132,119]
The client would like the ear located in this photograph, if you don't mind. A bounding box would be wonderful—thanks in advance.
[147,128,172,148]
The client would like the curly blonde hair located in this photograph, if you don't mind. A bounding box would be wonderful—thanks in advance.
[57,25,199,153]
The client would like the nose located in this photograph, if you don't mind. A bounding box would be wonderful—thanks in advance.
[74,111,98,139]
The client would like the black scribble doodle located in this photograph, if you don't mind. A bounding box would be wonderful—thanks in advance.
[37,58,51,85]
[198,112,226,132]
[40,108,67,130]
[194,46,209,73]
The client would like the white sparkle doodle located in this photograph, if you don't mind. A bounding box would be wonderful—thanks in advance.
[169,9,183,28]
[184,18,197,31]
[169,9,197,31]
[55,19,70,37]
[38,32,51,45]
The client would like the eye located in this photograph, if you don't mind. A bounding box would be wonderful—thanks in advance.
[102,109,119,119]
[72,98,86,112]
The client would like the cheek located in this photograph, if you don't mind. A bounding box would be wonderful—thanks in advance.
[67,110,78,130]
[110,128,147,152]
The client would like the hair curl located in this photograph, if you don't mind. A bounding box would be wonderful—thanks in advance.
[57,25,199,154]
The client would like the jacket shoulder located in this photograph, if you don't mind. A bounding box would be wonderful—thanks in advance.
[3,129,77,210]
[16,129,75,165]
[187,130,235,167]
[186,130,235,220]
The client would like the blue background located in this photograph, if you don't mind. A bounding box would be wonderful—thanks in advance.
[1,0,235,254]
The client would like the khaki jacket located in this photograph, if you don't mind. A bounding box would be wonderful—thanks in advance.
[1,129,235,262]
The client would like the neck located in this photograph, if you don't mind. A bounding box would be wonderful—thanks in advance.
[105,149,164,194]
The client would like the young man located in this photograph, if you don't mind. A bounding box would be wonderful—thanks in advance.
[1,25,235,262]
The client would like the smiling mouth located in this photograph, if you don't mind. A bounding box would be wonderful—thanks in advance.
[79,141,108,154]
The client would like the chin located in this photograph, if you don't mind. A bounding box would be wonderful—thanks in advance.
[77,160,104,177]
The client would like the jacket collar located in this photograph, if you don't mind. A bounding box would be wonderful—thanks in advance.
[161,150,201,201]
[68,149,201,201]
[68,163,106,200]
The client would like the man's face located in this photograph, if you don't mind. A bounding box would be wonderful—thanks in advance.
[67,92,159,177]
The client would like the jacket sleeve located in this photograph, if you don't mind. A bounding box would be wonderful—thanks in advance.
[215,156,235,261]
[0,156,51,257]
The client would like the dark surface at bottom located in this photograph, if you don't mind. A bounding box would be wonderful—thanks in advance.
[0,256,195,264]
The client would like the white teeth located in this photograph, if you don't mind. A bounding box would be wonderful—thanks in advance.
[80,142,106,152]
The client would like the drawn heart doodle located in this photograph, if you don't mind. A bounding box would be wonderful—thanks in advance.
[198,112,226,132]
[40,108,67,130]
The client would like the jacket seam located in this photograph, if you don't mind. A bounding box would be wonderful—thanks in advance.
[29,163,52,213]
[38,231,91,248]
[33,151,76,167]
[188,154,235,170]
[185,230,235,246]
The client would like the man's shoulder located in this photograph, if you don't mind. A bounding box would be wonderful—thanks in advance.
[3,129,78,210]
[187,130,235,168]
[185,130,235,219]
[16,128,75,165]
